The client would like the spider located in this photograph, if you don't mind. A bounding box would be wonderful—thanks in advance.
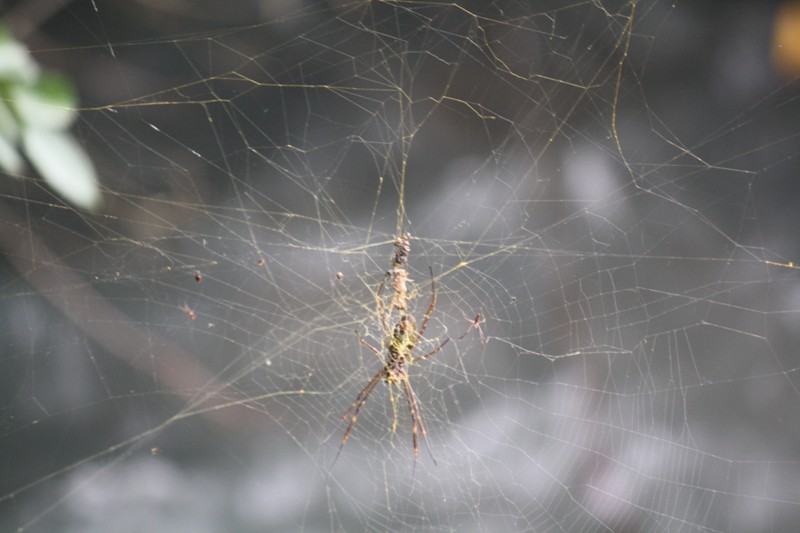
[333,266,449,465]
[458,310,487,347]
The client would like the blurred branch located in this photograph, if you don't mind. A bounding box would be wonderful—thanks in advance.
[0,203,261,430]
[4,0,70,41]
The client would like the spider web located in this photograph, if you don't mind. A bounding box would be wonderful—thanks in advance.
[2,1,800,531]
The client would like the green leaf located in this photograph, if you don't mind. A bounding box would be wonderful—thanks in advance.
[0,131,22,173]
[0,99,22,173]
[0,31,40,84]
[10,73,77,130]
[22,128,102,211]
[0,98,19,143]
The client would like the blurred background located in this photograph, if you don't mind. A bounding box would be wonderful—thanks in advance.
[1,1,800,531]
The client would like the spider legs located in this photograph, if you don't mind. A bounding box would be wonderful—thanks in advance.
[411,336,450,364]
[332,368,383,467]
[375,272,391,336]
[418,266,436,337]
[401,377,437,465]
[333,260,447,467]
[357,331,384,362]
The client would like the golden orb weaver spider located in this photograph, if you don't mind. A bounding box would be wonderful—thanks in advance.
[333,265,449,466]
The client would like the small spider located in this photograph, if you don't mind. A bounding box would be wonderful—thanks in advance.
[458,311,487,347]
[334,266,448,466]
[180,302,197,321]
